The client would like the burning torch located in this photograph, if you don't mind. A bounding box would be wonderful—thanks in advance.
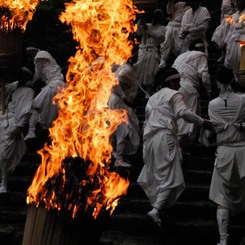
[0,1,41,114]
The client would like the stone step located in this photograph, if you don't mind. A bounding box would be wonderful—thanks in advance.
[115,198,216,220]
[0,192,26,207]
[7,176,33,193]
[0,207,27,224]
[0,223,23,245]
[184,169,212,184]
[183,154,215,170]
[99,212,245,245]
[0,197,244,245]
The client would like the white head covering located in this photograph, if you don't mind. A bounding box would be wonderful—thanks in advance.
[34,50,56,63]
[32,51,64,85]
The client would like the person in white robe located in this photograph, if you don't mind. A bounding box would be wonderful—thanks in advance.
[137,67,211,229]
[109,51,141,168]
[172,38,211,145]
[211,0,236,62]
[24,50,66,140]
[0,67,35,193]
[208,65,245,245]
[133,9,166,96]
[179,0,211,55]
[159,0,191,69]
[223,0,245,79]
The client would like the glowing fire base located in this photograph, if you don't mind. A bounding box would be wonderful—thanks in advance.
[22,204,107,245]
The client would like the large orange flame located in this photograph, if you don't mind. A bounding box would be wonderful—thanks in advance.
[0,0,43,31]
[27,0,141,219]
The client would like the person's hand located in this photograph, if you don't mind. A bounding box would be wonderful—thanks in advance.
[159,60,166,69]
[179,30,190,40]
[202,119,213,130]
[26,81,34,87]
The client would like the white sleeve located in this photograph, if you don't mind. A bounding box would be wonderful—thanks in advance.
[32,60,45,84]
[172,92,204,125]
[196,56,211,93]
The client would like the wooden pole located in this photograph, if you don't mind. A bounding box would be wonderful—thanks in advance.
[0,67,7,115]
[0,81,5,115]
[22,205,38,245]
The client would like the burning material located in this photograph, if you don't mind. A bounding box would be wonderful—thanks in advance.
[26,0,140,223]
[0,28,23,66]
[23,1,141,243]
[0,0,42,113]
[0,0,42,32]
[224,13,245,83]
[224,13,245,27]
[0,0,42,58]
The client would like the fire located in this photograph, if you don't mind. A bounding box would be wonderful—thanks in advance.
[224,15,236,26]
[0,0,43,31]
[224,13,245,27]
[27,0,141,219]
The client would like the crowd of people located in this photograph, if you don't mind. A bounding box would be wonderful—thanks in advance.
[136,1,245,245]
[0,0,245,244]
[0,48,66,193]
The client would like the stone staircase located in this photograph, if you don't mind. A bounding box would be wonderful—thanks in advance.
[98,94,245,245]
[0,121,244,245]
[0,83,244,243]
[0,151,40,245]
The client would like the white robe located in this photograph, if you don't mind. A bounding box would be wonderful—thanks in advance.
[211,0,236,48]
[0,82,35,173]
[221,0,236,21]
[160,2,191,61]
[172,50,211,139]
[208,90,245,215]
[180,6,211,54]
[32,51,66,128]
[137,88,203,210]
[108,63,140,159]
[134,22,166,87]
[224,9,245,76]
